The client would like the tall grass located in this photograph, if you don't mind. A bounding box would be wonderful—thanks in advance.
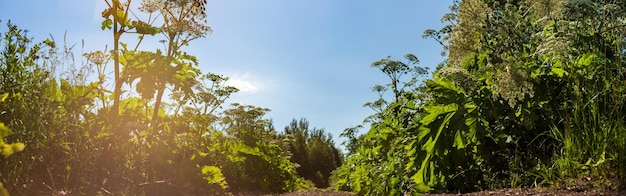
[550,51,626,184]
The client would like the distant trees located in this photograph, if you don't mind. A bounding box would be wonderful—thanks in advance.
[281,118,342,188]
[218,104,307,193]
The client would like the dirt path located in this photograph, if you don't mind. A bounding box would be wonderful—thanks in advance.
[275,187,623,196]
[424,188,623,196]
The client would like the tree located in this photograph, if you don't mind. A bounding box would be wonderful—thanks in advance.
[219,104,308,193]
[282,118,342,188]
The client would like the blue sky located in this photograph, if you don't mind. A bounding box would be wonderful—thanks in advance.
[0,0,450,148]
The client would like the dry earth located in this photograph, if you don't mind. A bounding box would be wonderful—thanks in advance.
[273,179,625,196]
[232,178,624,196]
[273,188,623,196]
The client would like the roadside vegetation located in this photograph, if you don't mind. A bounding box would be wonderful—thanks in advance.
[333,0,626,195]
[1,0,625,195]
[0,0,341,195]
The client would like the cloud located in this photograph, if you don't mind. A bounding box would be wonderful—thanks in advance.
[226,77,259,94]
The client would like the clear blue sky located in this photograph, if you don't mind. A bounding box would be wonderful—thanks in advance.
[0,0,450,148]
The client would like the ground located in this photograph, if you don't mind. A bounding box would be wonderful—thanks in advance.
[275,188,623,196]
[273,179,624,196]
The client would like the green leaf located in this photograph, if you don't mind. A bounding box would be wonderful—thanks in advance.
[101,18,113,30]
[43,38,56,48]
[577,53,596,68]
[17,46,25,54]
[427,110,456,152]
[1,141,25,158]
[132,20,160,35]
[453,130,466,149]
[101,7,113,18]
[411,153,433,191]
[426,77,464,95]
[550,67,566,78]
[0,123,12,138]
[1,182,10,196]
[201,165,228,188]
[464,103,477,113]
[0,93,8,102]
[420,104,458,125]
[115,9,130,27]
[465,117,480,143]
[530,68,542,78]
[412,107,457,191]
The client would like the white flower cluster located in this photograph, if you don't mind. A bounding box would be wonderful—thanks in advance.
[83,51,110,65]
[139,0,164,13]
[167,18,212,36]
[438,66,470,82]
[492,68,534,108]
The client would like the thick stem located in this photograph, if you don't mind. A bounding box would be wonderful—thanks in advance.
[151,85,165,128]
[150,29,177,127]
[112,2,121,120]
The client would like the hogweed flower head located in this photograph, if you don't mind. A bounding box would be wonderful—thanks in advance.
[83,50,110,65]
[139,0,164,13]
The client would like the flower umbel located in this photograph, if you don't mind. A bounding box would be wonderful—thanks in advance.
[83,50,110,65]
[139,0,164,13]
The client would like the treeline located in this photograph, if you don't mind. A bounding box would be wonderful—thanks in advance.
[0,0,341,195]
[4,0,626,195]
[333,0,625,195]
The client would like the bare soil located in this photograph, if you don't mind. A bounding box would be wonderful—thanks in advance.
[276,189,355,196]
[273,178,624,196]
[423,188,623,196]
[274,188,623,196]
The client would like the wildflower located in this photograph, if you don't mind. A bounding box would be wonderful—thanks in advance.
[139,0,163,13]
[83,51,110,65]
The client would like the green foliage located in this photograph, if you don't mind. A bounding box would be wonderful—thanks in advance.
[281,118,343,188]
[218,105,308,193]
[0,2,303,195]
[0,122,25,158]
[3,0,625,195]
[335,0,626,194]
[0,45,24,196]
[334,55,433,195]
[0,93,26,161]
[201,165,227,189]
[0,21,72,194]
[0,183,7,196]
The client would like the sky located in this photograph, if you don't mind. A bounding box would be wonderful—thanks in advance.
[0,0,450,149]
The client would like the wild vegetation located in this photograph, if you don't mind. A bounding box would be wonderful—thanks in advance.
[333,0,626,195]
[0,0,341,195]
[1,0,625,195]
[281,119,343,188]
